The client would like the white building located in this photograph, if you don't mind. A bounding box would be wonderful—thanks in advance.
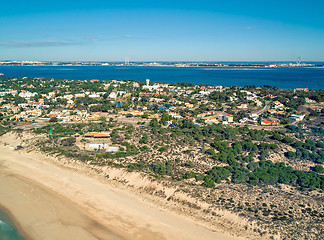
[222,114,233,123]
[0,89,17,97]
[108,92,117,99]
[63,94,74,100]
[289,114,305,121]
[88,93,100,98]
[75,93,86,98]
[19,91,37,99]
[249,114,259,121]
[199,91,211,96]
[143,84,160,91]
[150,98,164,103]
[88,144,118,152]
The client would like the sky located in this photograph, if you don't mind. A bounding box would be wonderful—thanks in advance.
[0,0,323,61]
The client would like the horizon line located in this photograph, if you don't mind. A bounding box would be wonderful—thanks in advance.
[1,60,324,63]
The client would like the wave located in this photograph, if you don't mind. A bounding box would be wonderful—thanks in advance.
[0,219,14,231]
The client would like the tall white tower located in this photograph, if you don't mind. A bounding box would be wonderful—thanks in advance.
[146,79,150,86]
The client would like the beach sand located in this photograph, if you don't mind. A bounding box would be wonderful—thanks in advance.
[0,133,244,240]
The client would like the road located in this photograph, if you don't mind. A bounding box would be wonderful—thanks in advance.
[252,101,270,115]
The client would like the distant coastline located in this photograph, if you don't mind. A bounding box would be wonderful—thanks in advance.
[203,67,324,70]
[1,60,324,68]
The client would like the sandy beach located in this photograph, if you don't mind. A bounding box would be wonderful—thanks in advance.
[0,133,245,240]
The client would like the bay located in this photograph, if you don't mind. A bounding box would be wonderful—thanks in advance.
[0,66,323,89]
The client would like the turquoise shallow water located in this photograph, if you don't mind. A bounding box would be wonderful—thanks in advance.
[0,209,26,240]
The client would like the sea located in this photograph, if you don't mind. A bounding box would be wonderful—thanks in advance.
[0,208,26,240]
[0,65,323,89]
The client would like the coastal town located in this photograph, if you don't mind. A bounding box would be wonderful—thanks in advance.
[0,76,323,239]
[0,77,320,129]
[1,1,323,239]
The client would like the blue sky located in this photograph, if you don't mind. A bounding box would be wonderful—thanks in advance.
[0,0,323,61]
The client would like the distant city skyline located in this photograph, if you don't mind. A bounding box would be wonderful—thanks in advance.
[1,0,323,61]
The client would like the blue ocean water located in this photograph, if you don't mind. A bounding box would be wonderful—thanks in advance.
[0,66,323,89]
[0,209,26,240]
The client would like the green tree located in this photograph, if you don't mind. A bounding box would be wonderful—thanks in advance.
[285,151,296,159]
[49,117,58,122]
[313,165,324,173]
[282,136,294,144]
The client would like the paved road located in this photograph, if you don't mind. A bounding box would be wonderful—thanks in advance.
[253,101,270,115]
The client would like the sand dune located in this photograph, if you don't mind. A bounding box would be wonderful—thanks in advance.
[0,134,243,240]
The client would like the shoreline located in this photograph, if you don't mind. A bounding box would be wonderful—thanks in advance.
[0,168,129,240]
[0,204,30,240]
[0,132,246,240]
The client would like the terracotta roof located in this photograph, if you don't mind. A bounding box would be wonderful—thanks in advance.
[262,120,271,124]
[84,132,109,138]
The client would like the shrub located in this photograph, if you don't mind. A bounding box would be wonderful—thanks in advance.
[183,161,193,168]
[202,176,215,188]
[282,136,294,144]
[49,117,58,122]
[313,165,324,173]
[285,151,296,159]
[158,146,167,152]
